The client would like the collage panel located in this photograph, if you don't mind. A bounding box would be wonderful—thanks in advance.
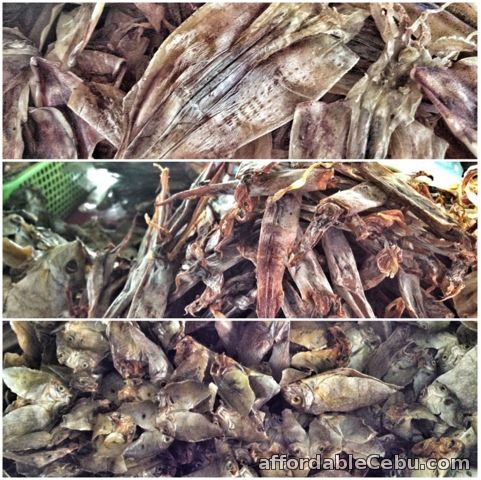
[1,1,479,479]
[2,160,478,319]
[2,2,477,160]
[2,320,478,477]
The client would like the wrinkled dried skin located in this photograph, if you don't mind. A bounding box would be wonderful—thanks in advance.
[412,59,477,156]
[3,28,38,159]
[4,240,88,318]
[3,4,65,50]
[117,3,362,158]
[309,414,384,460]
[157,411,222,442]
[389,120,449,159]
[3,405,51,440]
[290,100,351,159]
[355,162,467,241]
[47,4,104,68]
[159,379,216,412]
[256,194,301,318]
[211,353,255,416]
[68,82,125,148]
[108,321,172,384]
[281,409,309,459]
[291,326,351,372]
[215,405,267,443]
[291,182,387,264]
[322,228,375,318]
[398,269,429,318]
[23,107,78,159]
[288,239,339,317]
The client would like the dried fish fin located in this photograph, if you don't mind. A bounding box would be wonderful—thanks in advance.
[322,228,375,318]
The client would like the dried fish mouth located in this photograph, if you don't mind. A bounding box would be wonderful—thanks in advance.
[2,320,477,477]
[3,161,477,319]
[2,3,477,159]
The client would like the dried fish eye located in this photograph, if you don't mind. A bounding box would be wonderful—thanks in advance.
[291,395,303,405]
[442,354,449,360]
[440,385,447,392]
[448,440,456,449]
[57,384,65,392]
[81,361,89,369]
[65,259,79,274]
[162,434,172,442]
[444,399,453,406]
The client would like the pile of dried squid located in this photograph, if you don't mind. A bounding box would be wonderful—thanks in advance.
[3,2,477,159]
[3,161,477,319]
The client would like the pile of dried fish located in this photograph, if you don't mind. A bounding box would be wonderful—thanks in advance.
[3,320,477,477]
[3,161,477,319]
[3,3,477,159]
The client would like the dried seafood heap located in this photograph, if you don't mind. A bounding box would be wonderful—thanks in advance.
[3,3,477,159]
[3,161,478,319]
[3,320,477,477]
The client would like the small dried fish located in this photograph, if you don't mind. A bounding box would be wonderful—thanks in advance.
[2,320,476,477]
[282,368,400,414]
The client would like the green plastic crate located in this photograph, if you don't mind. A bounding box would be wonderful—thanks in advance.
[3,162,89,219]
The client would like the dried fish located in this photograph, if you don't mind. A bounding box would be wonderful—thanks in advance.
[2,320,476,477]
[282,368,400,414]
